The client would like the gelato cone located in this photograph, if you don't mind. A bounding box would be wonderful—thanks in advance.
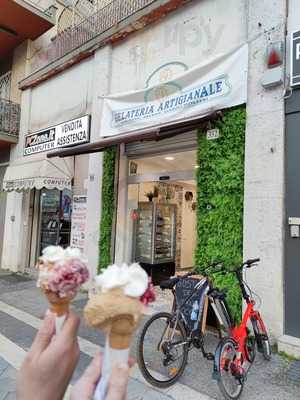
[44,290,74,317]
[84,263,155,400]
[36,246,89,334]
[109,316,137,350]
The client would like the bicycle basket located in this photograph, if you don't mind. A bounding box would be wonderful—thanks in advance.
[175,277,209,333]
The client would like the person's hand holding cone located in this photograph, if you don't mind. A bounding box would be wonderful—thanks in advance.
[84,264,155,400]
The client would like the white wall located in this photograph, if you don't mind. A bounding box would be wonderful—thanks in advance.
[180,185,196,268]
[243,0,286,340]
[110,0,247,93]
[30,58,93,131]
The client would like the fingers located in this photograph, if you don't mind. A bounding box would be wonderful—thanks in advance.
[30,312,55,354]
[57,311,80,345]
[128,357,135,369]
[81,352,103,385]
[106,364,129,400]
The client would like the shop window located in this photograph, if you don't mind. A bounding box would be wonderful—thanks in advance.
[39,189,72,255]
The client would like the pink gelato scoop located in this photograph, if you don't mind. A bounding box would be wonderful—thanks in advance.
[47,259,89,298]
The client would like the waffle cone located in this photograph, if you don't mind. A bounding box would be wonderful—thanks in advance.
[109,315,139,350]
[44,290,71,317]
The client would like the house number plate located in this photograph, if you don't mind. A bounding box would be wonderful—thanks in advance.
[206,128,220,140]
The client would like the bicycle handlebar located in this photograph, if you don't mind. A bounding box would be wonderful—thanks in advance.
[202,258,260,275]
[243,258,260,267]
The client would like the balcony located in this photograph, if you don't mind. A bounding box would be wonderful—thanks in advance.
[20,0,192,89]
[0,98,20,144]
[0,0,56,60]
[44,0,157,64]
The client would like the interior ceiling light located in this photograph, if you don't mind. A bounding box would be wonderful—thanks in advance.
[165,156,175,161]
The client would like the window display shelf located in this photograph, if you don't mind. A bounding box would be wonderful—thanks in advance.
[133,202,176,265]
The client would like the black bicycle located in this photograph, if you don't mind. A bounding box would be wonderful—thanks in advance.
[137,269,219,388]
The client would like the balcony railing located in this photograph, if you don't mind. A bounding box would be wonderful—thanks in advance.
[0,99,20,139]
[32,0,157,71]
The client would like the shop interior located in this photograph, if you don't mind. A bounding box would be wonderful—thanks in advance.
[38,188,72,255]
[26,188,72,271]
[126,150,197,283]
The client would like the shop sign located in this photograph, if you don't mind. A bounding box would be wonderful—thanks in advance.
[101,44,248,137]
[70,195,87,250]
[24,115,90,156]
[291,30,300,87]
[4,177,71,191]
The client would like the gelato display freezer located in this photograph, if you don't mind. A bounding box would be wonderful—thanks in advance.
[133,202,176,283]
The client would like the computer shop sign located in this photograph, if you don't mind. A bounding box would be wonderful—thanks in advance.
[24,115,90,156]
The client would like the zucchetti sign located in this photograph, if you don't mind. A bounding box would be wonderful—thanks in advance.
[24,115,90,156]
[101,44,248,137]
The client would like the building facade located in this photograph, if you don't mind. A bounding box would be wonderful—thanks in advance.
[2,0,298,353]
[0,0,56,268]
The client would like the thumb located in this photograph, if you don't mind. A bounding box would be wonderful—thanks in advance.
[30,312,55,354]
[106,364,129,400]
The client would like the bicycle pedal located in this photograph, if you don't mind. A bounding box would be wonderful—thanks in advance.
[206,353,215,361]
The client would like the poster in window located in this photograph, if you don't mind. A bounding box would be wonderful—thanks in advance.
[70,195,87,250]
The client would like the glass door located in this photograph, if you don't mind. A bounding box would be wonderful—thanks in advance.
[38,189,72,255]
[39,189,60,254]
[59,189,72,247]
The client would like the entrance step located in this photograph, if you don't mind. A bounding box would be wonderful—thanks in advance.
[278,334,300,358]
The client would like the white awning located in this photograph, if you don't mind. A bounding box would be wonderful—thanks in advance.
[3,155,73,192]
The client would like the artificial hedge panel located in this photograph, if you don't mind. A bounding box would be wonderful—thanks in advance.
[196,107,246,322]
[98,147,117,272]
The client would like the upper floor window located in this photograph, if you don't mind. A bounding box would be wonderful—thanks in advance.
[0,72,11,101]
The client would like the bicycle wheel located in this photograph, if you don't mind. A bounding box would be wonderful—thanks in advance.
[251,317,271,361]
[217,339,244,400]
[137,312,188,388]
[244,334,256,364]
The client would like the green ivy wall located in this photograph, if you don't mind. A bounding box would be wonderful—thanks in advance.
[98,148,116,272]
[196,107,246,322]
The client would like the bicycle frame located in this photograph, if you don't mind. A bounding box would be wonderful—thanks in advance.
[231,301,267,362]
[213,260,269,380]
[165,278,215,360]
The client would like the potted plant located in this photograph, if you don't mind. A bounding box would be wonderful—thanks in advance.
[145,186,159,202]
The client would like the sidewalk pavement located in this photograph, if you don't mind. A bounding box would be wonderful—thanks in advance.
[0,271,299,400]
[0,357,16,400]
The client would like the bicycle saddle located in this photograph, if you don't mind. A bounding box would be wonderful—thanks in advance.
[160,277,180,290]
[209,288,228,300]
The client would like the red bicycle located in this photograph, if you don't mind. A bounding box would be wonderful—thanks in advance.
[213,258,271,399]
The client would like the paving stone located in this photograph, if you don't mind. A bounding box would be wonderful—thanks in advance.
[287,360,300,382]
[127,378,150,399]
[0,377,17,399]
[0,358,8,376]
[142,388,172,399]
[3,393,16,400]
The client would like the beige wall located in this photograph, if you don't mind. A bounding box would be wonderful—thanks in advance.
[10,41,30,103]
[73,154,89,196]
